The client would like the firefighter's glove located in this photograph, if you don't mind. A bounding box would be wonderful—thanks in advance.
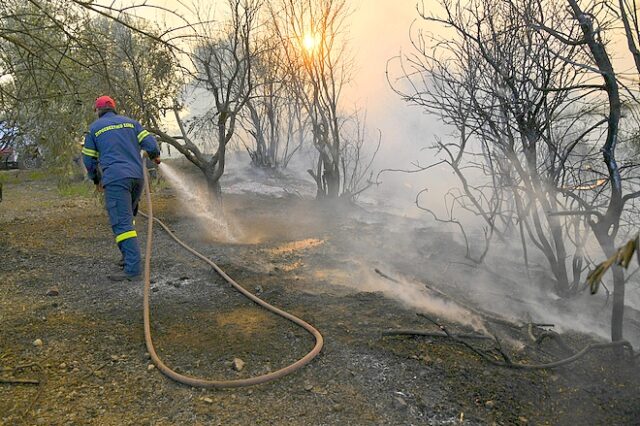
[92,168,103,186]
[148,151,161,165]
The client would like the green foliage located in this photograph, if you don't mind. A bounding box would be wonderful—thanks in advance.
[57,180,94,198]
[0,169,50,184]
[0,1,179,183]
[23,169,49,181]
[1,1,90,179]
[81,17,179,124]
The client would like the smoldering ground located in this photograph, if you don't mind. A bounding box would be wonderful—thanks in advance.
[156,154,640,351]
[3,158,639,425]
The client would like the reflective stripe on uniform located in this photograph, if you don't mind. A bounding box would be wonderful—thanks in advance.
[137,130,150,143]
[115,230,137,243]
[82,147,99,158]
[95,122,135,137]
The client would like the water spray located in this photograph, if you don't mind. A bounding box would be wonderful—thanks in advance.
[139,163,323,388]
[158,163,237,242]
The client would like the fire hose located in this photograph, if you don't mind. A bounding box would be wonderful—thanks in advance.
[139,166,324,388]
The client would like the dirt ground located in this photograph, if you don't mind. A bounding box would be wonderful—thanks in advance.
[1,167,639,426]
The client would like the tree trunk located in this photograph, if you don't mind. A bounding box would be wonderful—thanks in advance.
[594,231,626,356]
[324,166,340,198]
[247,102,270,168]
[548,218,571,296]
[205,171,223,208]
[568,0,625,347]
[611,264,625,344]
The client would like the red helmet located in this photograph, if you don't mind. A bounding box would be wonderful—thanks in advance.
[95,95,116,110]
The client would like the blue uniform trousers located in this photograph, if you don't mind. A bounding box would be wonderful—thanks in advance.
[104,178,143,276]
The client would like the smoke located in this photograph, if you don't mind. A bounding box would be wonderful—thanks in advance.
[356,265,488,333]
[157,145,639,349]
[147,0,640,348]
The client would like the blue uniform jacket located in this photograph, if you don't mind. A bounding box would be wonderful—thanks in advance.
[82,111,160,186]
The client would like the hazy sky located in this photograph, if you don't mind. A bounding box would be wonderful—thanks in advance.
[343,0,449,204]
[345,0,440,164]
[123,0,449,208]
[123,0,640,207]
[131,0,440,165]
[119,0,638,164]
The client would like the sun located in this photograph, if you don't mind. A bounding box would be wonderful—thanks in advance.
[302,32,317,53]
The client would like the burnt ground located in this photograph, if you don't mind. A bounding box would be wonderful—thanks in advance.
[1,167,639,426]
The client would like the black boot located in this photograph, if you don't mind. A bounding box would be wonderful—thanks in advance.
[107,271,141,282]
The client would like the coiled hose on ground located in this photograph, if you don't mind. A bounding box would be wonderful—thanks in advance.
[139,167,324,388]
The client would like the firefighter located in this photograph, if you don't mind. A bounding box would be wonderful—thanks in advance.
[82,96,161,281]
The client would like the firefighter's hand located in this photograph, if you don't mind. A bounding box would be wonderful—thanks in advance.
[153,157,161,165]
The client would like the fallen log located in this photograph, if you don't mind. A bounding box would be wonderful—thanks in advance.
[418,313,636,370]
[382,329,492,340]
[0,377,40,385]
[374,267,525,329]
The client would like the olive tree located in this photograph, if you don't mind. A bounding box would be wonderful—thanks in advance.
[150,0,262,198]
[0,0,182,178]
[269,0,379,199]
[240,32,309,169]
